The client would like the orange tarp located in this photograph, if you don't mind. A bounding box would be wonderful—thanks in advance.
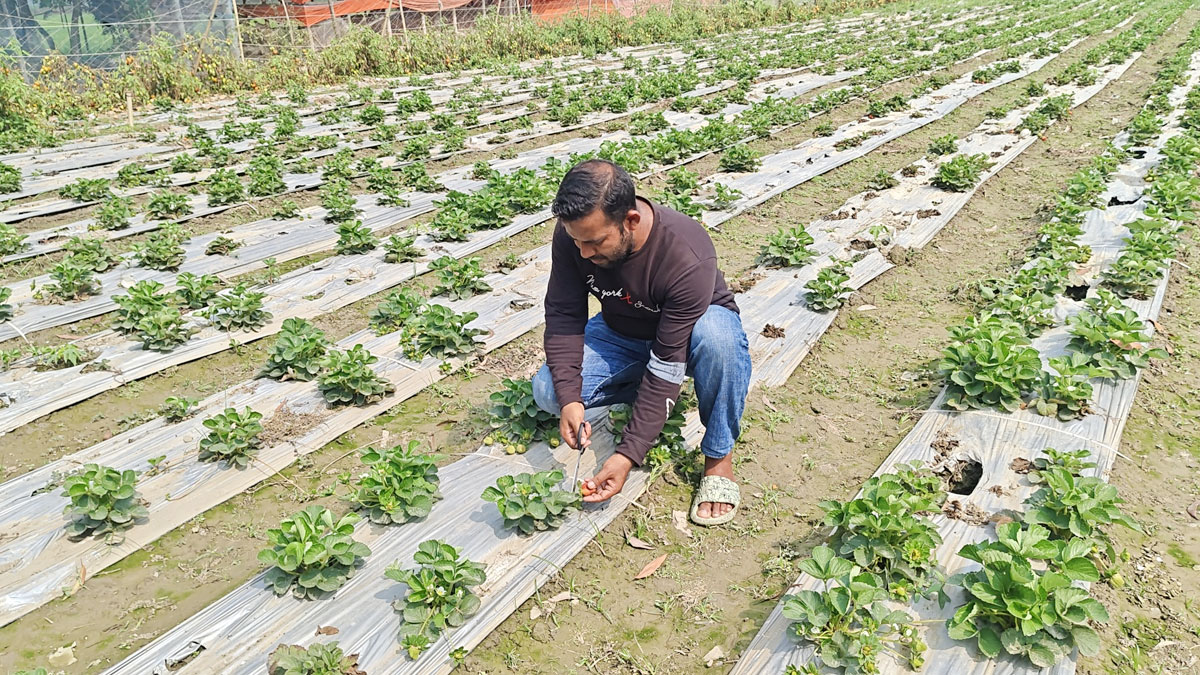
[241,0,476,26]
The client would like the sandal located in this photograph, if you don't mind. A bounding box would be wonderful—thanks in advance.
[689,475,740,527]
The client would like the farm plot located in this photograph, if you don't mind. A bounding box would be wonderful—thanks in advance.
[2,0,1199,674]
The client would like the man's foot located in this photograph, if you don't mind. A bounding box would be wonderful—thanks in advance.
[695,454,736,520]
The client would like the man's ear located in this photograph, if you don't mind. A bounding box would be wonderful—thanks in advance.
[624,208,641,232]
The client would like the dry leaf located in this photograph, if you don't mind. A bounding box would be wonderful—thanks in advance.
[547,591,577,604]
[761,395,777,412]
[671,510,693,538]
[530,606,543,620]
[634,553,668,580]
[703,645,725,667]
[315,625,339,636]
[48,643,77,667]
[626,534,655,550]
[855,304,877,312]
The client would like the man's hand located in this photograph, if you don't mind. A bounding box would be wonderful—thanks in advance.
[582,453,633,503]
[560,401,591,450]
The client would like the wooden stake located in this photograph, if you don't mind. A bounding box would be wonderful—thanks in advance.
[230,0,245,60]
[126,90,134,127]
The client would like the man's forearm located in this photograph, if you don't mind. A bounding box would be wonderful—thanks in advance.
[615,369,682,466]
[544,332,585,407]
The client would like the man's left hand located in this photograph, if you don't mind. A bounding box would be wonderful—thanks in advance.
[582,453,634,503]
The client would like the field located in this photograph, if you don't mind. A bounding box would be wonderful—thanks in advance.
[1,0,1199,673]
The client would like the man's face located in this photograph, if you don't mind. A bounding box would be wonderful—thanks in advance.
[562,208,635,269]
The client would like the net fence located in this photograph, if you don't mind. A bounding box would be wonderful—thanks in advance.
[0,0,703,76]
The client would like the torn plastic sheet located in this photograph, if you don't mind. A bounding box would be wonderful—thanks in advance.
[730,50,1200,675]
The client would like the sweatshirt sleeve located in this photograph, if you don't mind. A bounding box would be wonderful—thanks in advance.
[616,259,715,466]
[543,225,589,409]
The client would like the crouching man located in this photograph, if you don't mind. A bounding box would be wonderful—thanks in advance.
[530,159,752,526]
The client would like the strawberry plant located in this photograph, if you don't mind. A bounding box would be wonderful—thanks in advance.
[708,182,742,210]
[137,307,191,351]
[0,223,26,255]
[317,345,395,406]
[273,200,302,219]
[1031,353,1101,421]
[0,287,12,322]
[320,179,360,223]
[781,546,927,674]
[44,259,101,300]
[205,235,241,256]
[1145,173,1199,222]
[932,154,990,191]
[804,261,852,311]
[367,164,400,193]
[199,406,264,467]
[1029,448,1096,483]
[946,523,1107,667]
[64,236,119,272]
[262,318,329,381]
[386,539,486,659]
[369,288,426,334]
[206,168,245,206]
[818,466,947,603]
[267,642,363,675]
[666,167,700,194]
[170,153,202,173]
[33,343,92,370]
[383,234,421,263]
[348,441,442,524]
[248,151,287,197]
[610,391,694,469]
[0,161,19,192]
[204,283,271,331]
[335,220,378,255]
[718,144,761,173]
[259,506,371,600]
[430,256,491,300]
[757,225,816,267]
[1101,250,1167,300]
[1066,291,1167,379]
[1125,108,1163,147]
[399,163,443,193]
[401,305,482,360]
[487,378,559,448]
[865,170,898,191]
[1023,465,1139,561]
[939,316,1042,412]
[927,133,958,156]
[481,470,582,534]
[60,177,112,202]
[146,192,192,220]
[359,104,385,125]
[95,195,134,230]
[658,191,702,219]
[113,280,170,334]
[985,290,1056,337]
[134,225,188,270]
[159,395,198,422]
[61,463,148,543]
[116,162,149,188]
[175,272,220,309]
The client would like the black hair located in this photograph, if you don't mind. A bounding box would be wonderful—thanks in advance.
[551,158,635,225]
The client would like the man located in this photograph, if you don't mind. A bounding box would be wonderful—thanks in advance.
[531,159,752,526]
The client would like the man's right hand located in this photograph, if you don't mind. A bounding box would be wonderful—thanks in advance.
[560,401,592,450]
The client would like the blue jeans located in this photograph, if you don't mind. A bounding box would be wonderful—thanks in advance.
[532,305,752,458]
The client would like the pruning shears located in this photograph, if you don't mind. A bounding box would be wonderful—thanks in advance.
[569,422,588,492]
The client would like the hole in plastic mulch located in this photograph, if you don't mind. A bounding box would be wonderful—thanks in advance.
[941,459,983,495]
[1064,284,1089,301]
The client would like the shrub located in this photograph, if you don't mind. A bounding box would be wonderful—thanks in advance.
[482,470,581,535]
[259,506,371,600]
[262,318,329,381]
[205,283,271,331]
[198,406,264,468]
[348,441,442,525]
[61,464,148,543]
[317,345,395,406]
[386,539,485,659]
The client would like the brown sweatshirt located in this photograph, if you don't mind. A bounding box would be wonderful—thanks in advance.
[543,197,738,465]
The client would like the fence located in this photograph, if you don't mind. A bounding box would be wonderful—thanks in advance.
[0,0,687,76]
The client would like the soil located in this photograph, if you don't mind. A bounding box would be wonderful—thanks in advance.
[2,8,1199,675]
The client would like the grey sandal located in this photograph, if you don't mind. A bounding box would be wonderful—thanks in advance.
[689,475,741,527]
